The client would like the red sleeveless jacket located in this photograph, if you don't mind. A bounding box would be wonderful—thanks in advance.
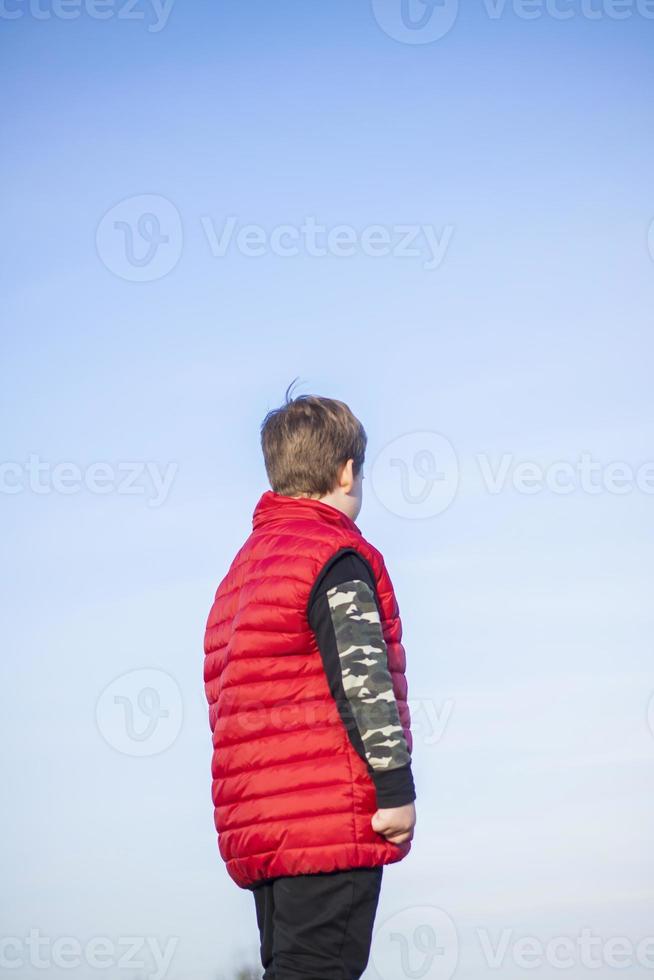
[203,491,412,888]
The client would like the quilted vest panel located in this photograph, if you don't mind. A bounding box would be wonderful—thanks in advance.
[204,490,412,888]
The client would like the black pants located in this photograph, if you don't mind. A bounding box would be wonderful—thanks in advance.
[252,867,383,980]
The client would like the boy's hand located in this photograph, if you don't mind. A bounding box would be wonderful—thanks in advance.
[371,802,416,845]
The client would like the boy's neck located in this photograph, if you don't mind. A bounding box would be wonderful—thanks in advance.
[291,489,360,523]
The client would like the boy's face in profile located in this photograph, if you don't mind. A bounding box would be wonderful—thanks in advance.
[295,458,364,523]
[350,467,363,522]
[325,458,363,523]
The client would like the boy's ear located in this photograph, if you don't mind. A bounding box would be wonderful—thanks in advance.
[338,458,355,493]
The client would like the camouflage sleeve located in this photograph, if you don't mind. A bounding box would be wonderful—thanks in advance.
[326,579,412,775]
[308,549,415,808]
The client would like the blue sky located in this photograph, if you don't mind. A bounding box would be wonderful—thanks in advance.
[2,2,654,978]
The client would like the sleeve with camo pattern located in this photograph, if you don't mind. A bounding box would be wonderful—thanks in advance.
[308,550,416,809]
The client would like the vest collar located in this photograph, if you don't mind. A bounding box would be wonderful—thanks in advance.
[253,490,361,535]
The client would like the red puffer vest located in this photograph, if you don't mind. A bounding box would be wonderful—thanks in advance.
[203,490,412,888]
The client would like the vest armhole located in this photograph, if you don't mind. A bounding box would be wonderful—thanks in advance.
[306,545,377,619]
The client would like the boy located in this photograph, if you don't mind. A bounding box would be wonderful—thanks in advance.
[204,391,416,979]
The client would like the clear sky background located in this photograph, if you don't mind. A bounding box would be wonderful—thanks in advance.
[2,2,654,978]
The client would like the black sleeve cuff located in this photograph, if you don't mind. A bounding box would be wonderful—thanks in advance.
[372,764,416,809]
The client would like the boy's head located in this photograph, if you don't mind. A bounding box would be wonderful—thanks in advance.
[261,389,367,521]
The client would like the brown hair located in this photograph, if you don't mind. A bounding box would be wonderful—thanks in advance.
[261,383,367,496]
